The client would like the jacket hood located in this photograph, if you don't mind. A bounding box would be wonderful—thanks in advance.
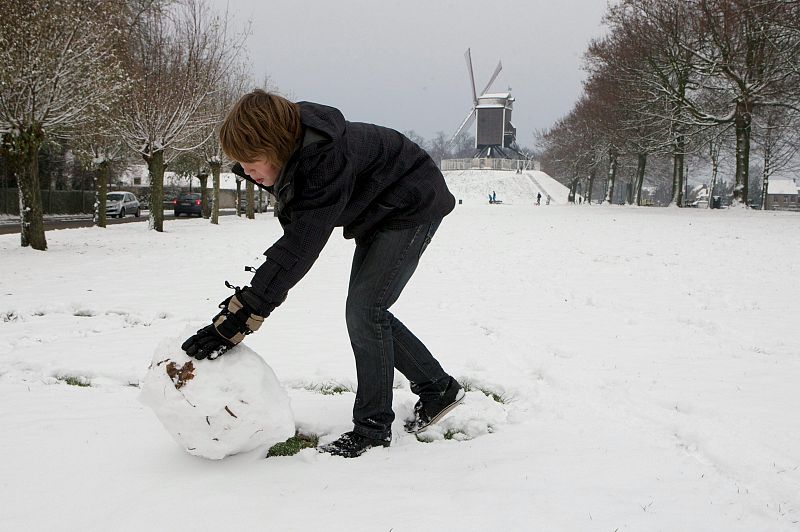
[297,101,346,144]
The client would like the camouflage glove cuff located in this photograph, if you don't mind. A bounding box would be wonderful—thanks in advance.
[182,285,265,360]
[212,288,265,344]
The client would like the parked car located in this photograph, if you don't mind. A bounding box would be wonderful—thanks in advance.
[173,192,204,217]
[106,192,141,218]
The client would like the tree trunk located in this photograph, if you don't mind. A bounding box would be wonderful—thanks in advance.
[634,152,647,206]
[587,168,597,204]
[8,127,47,250]
[236,179,242,216]
[760,139,771,210]
[733,100,752,207]
[708,142,719,209]
[604,149,618,204]
[198,174,209,218]
[671,135,685,207]
[568,176,578,203]
[144,149,165,232]
[94,160,109,228]
[2,157,9,215]
[210,161,221,225]
[246,180,255,219]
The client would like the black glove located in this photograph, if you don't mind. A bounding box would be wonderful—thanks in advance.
[182,284,265,360]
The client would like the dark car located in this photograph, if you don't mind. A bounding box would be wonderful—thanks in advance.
[173,193,203,217]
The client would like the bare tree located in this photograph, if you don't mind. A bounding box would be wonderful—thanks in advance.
[451,132,477,159]
[600,0,705,206]
[403,130,427,150]
[426,132,451,168]
[87,133,127,227]
[116,0,238,232]
[650,0,800,206]
[537,95,608,204]
[586,18,682,206]
[197,66,251,225]
[0,0,128,249]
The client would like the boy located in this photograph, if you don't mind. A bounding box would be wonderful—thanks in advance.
[181,90,464,458]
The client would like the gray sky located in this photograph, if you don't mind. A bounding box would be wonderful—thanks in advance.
[215,0,607,147]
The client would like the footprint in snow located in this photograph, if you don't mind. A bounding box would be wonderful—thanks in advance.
[412,391,509,443]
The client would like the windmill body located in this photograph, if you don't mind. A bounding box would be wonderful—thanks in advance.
[451,48,524,159]
[476,92,516,157]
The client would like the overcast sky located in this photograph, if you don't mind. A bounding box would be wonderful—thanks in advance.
[213,0,607,147]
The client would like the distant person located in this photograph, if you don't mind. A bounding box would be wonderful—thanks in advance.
[180,90,464,458]
[492,191,497,203]
[578,196,582,205]
[488,194,493,204]
[536,192,542,206]
[546,195,551,205]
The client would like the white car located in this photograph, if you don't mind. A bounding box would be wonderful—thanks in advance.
[106,192,141,218]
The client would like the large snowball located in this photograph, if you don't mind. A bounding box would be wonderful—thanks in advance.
[139,332,295,460]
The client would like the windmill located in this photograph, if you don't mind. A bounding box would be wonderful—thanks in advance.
[450,48,521,158]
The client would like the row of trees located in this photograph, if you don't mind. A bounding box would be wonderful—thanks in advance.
[403,131,476,166]
[537,0,800,207]
[0,0,250,250]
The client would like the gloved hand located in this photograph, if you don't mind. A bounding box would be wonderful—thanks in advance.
[182,284,265,360]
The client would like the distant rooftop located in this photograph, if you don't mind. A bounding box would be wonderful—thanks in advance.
[767,179,798,195]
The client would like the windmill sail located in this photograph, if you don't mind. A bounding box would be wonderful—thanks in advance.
[450,109,476,144]
[465,48,478,106]
[480,61,503,96]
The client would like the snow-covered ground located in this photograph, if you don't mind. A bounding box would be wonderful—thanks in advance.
[444,169,570,205]
[1,203,799,531]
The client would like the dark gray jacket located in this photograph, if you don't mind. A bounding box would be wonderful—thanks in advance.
[232,101,455,316]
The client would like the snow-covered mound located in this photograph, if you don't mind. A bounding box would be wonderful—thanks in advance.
[443,169,569,205]
[139,330,295,460]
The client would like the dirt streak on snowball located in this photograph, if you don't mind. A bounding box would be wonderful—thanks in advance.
[139,333,295,459]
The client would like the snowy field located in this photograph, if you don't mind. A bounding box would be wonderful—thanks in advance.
[1,203,799,531]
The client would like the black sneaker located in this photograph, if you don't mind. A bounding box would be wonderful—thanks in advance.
[404,379,465,434]
[317,431,390,458]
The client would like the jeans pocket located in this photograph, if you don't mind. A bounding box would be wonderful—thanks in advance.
[417,220,440,259]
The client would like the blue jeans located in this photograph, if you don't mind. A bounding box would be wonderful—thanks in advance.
[346,220,450,440]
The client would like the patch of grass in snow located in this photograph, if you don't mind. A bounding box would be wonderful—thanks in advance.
[459,379,510,404]
[302,381,354,395]
[1,311,19,322]
[421,425,494,442]
[443,430,461,440]
[416,430,464,443]
[266,432,319,457]
[56,375,91,387]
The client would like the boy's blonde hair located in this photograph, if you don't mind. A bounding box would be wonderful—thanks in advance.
[219,90,301,167]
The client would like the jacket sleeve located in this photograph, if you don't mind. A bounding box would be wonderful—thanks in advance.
[247,149,351,317]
